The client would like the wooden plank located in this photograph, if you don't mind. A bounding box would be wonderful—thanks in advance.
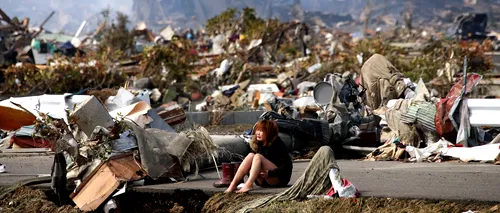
[71,163,120,212]
[107,153,146,181]
[70,153,145,211]
[0,9,13,25]
[21,18,29,28]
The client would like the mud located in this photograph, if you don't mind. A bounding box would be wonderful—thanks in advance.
[3,186,499,213]
[0,186,79,213]
[115,189,210,213]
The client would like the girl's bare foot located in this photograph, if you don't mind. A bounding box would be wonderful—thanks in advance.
[236,185,253,193]
[224,185,236,193]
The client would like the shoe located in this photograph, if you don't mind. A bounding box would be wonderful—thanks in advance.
[213,163,234,188]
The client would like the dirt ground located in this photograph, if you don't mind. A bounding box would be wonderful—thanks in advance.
[0,187,79,213]
[0,187,210,213]
[2,186,500,213]
[115,189,210,213]
[203,193,500,213]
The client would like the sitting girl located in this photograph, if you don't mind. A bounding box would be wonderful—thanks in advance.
[225,120,293,193]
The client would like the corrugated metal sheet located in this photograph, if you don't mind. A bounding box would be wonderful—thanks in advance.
[400,107,417,123]
[401,102,436,132]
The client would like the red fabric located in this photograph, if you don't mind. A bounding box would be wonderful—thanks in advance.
[10,136,52,149]
[327,185,335,196]
[435,73,482,137]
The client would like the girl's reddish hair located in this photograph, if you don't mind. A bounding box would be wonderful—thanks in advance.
[250,120,279,152]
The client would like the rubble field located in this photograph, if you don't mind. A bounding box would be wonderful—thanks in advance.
[2,1,500,212]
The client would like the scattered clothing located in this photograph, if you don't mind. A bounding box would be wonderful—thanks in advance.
[360,54,408,110]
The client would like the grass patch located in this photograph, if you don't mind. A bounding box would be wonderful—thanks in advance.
[203,193,500,213]
[257,197,500,213]
[203,193,264,212]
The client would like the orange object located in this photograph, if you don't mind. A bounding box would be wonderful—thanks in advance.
[0,105,36,131]
[255,91,261,101]
[273,92,285,97]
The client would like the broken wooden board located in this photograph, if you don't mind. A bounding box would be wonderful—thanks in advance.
[71,162,120,211]
[70,153,145,211]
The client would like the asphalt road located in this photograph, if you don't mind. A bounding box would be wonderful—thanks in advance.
[1,155,500,202]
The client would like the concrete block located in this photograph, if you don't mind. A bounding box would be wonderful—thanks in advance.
[233,111,263,124]
[186,112,210,125]
[211,135,250,156]
[220,112,235,125]
[71,96,115,136]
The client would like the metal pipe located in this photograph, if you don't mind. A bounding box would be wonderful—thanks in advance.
[74,20,87,38]
[39,11,55,29]
[462,56,467,94]
[342,145,376,154]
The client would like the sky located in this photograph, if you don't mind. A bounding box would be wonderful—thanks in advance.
[0,0,133,33]
[2,0,498,34]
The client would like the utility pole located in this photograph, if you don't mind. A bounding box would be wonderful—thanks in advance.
[363,0,372,38]
[403,0,413,38]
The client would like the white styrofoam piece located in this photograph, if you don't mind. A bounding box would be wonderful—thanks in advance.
[247,84,280,93]
[293,96,316,108]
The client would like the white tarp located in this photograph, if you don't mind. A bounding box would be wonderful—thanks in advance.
[440,144,500,162]
[9,94,90,123]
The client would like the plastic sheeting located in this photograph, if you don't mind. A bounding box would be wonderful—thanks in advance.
[440,144,500,163]
[125,120,175,179]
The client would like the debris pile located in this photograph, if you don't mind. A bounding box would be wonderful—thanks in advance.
[1,3,500,211]
[0,88,220,212]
